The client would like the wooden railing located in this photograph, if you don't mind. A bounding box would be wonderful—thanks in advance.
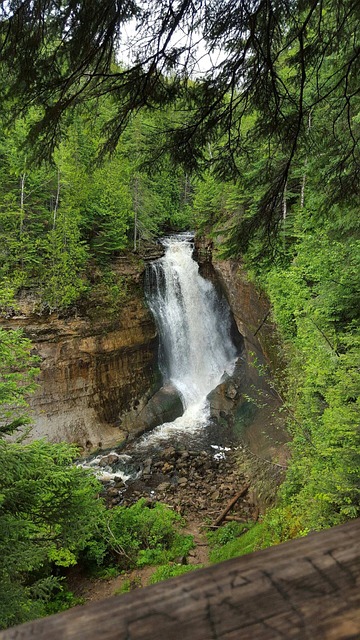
[1,519,359,639]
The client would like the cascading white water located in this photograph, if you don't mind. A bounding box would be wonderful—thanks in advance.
[79,234,239,482]
[144,233,238,441]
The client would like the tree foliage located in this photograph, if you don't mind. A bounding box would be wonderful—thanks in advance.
[0,328,39,436]
[0,96,193,310]
[264,204,360,531]
[0,438,105,628]
[83,498,194,570]
[0,0,359,249]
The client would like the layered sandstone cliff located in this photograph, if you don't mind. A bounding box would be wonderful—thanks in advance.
[3,290,160,451]
[1,248,180,451]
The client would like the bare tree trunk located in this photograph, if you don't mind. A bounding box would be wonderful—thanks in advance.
[20,172,25,235]
[53,168,61,230]
[300,110,312,209]
[19,172,26,270]
[133,120,141,252]
[282,180,287,251]
[134,211,137,252]
[300,167,306,209]
[183,173,188,205]
[133,175,139,252]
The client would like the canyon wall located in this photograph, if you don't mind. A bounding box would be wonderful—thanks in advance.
[3,257,166,452]
[3,240,287,459]
[196,237,288,461]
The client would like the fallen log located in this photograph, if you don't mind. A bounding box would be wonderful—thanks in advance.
[211,485,249,528]
[224,516,248,523]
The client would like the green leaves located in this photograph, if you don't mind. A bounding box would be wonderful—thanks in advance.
[0,329,39,436]
[0,439,105,628]
[0,95,194,311]
[84,498,194,571]
[259,195,360,533]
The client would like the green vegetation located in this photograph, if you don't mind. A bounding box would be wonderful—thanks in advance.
[148,563,201,585]
[0,443,194,630]
[0,0,359,629]
[0,328,39,436]
[207,521,258,563]
[0,100,193,312]
[0,439,104,628]
[83,498,194,571]
[114,577,142,594]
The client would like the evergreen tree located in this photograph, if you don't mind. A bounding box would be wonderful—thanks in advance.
[0,439,104,628]
[1,1,358,249]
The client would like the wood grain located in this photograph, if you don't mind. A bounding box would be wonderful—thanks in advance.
[2,519,360,640]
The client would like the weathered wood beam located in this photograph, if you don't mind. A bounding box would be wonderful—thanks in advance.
[2,519,360,639]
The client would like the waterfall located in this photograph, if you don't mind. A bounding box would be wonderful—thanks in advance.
[79,234,239,482]
[144,233,238,440]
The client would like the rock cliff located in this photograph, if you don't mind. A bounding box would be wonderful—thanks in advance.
[196,236,288,461]
[1,249,181,451]
[3,292,160,451]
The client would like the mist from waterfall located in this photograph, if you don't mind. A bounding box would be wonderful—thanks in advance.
[144,233,238,441]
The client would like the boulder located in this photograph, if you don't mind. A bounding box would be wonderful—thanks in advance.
[132,384,184,437]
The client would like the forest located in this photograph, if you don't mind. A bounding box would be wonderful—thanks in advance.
[0,0,359,629]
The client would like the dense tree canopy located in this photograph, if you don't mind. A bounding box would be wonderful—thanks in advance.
[0,96,192,310]
[0,0,359,249]
[0,0,359,628]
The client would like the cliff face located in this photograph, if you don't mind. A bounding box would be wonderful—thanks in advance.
[196,237,288,461]
[3,240,287,459]
[3,265,163,452]
[212,261,278,366]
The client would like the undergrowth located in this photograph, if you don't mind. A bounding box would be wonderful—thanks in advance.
[83,498,195,573]
[148,563,203,585]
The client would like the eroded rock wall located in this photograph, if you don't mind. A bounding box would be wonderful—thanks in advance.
[196,237,288,462]
[3,276,162,452]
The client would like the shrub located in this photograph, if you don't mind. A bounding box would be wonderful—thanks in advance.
[148,564,202,585]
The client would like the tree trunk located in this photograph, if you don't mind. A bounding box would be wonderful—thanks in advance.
[282,180,287,251]
[133,175,139,252]
[19,172,25,235]
[53,168,61,230]
[300,110,312,209]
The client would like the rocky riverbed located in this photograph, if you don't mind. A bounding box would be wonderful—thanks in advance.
[99,445,256,523]
[68,440,275,604]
